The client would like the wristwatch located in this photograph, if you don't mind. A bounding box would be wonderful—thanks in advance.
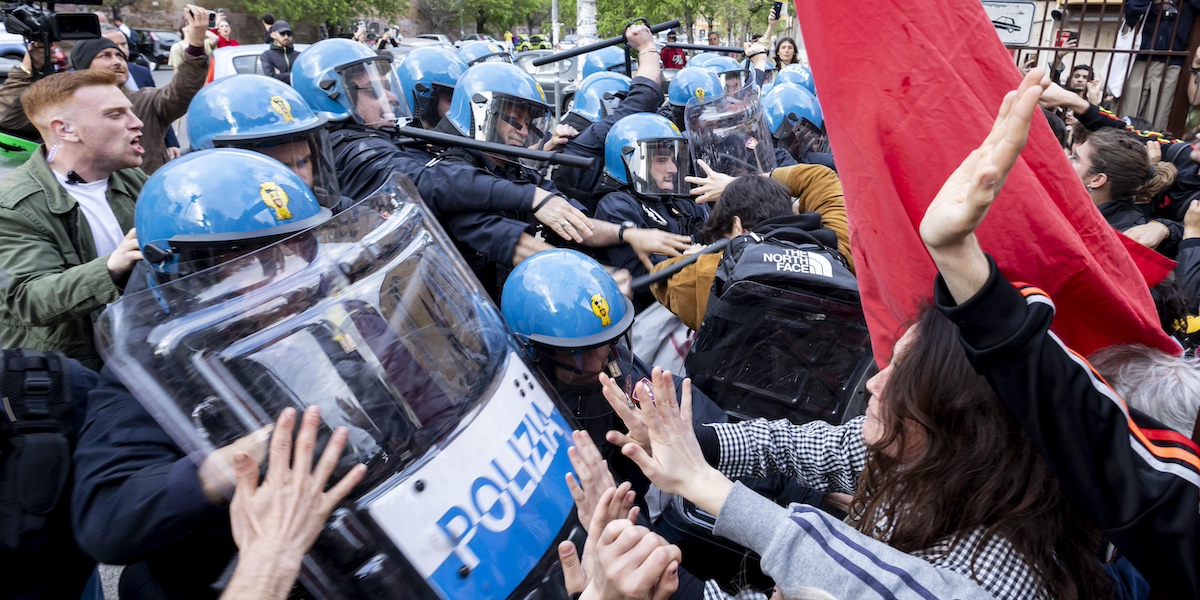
[618,220,636,243]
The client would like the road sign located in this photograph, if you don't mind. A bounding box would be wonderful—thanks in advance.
[983,1,1037,46]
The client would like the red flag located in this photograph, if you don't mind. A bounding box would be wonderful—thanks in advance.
[793,0,1179,364]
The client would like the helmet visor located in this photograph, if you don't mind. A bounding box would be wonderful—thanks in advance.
[625,138,690,196]
[717,69,752,95]
[479,93,552,149]
[776,119,830,159]
[339,58,413,128]
[215,129,343,211]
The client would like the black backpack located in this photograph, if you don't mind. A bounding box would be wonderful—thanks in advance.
[0,348,96,599]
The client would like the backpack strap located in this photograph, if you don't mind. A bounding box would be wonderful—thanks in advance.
[0,349,72,551]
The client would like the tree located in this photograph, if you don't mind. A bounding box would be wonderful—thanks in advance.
[103,0,138,22]
[237,0,410,32]
[416,0,463,31]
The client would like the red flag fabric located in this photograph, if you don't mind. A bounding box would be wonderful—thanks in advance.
[793,0,1179,364]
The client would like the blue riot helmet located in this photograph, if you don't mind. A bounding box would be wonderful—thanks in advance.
[703,55,753,94]
[456,40,513,66]
[186,74,342,209]
[777,63,816,94]
[762,82,828,158]
[668,66,722,107]
[581,46,629,79]
[570,72,632,123]
[395,46,468,129]
[689,52,723,68]
[447,62,552,149]
[292,38,412,129]
[604,113,690,197]
[501,249,635,355]
[137,149,331,286]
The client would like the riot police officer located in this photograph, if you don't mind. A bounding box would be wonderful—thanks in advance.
[394,46,468,131]
[595,113,708,304]
[762,81,835,170]
[553,24,666,211]
[186,74,352,211]
[72,150,335,598]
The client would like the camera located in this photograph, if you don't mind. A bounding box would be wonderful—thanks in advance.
[3,0,101,43]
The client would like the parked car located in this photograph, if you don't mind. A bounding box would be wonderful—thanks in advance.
[516,34,551,52]
[555,34,579,52]
[0,55,19,80]
[516,50,578,114]
[455,33,498,48]
[416,33,452,44]
[209,43,311,81]
[135,29,181,69]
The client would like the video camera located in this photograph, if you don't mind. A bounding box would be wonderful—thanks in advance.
[2,0,101,76]
[3,0,101,42]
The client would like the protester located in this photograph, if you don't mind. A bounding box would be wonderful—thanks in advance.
[921,65,1200,598]
[219,406,365,600]
[774,37,801,68]
[212,18,239,48]
[260,13,276,44]
[661,30,687,69]
[0,69,146,368]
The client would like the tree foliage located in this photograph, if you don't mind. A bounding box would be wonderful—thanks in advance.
[103,0,139,22]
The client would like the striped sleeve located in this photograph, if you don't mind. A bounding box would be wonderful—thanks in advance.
[935,255,1200,597]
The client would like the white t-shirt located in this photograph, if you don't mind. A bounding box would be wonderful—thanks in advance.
[53,171,123,257]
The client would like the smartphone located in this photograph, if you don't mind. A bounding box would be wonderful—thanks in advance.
[1054,30,1078,47]
[771,1,784,20]
[207,10,217,29]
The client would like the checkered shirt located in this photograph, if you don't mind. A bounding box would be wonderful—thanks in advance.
[699,417,1049,600]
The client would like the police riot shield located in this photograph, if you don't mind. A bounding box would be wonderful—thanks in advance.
[684,86,776,177]
[96,175,580,600]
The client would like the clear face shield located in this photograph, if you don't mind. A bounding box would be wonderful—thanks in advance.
[685,86,777,177]
[473,92,552,149]
[339,58,413,129]
[216,129,343,210]
[716,68,753,96]
[98,175,583,599]
[414,82,455,129]
[472,52,512,65]
[624,138,690,196]
[776,118,830,159]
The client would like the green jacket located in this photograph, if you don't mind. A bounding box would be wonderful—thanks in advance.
[0,148,147,369]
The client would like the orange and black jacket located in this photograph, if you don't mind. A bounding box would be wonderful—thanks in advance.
[936,255,1200,598]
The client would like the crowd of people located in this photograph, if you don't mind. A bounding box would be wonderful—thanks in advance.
[0,3,1198,600]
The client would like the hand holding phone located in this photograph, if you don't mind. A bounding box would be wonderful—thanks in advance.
[770,1,783,21]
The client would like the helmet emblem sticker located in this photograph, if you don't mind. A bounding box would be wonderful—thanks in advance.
[591,294,612,327]
[260,182,293,221]
[270,96,296,124]
[694,87,705,100]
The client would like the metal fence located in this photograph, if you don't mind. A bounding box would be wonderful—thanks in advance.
[1002,0,1199,136]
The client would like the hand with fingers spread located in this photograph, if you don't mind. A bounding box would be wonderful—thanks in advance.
[599,372,653,454]
[576,519,682,600]
[606,368,733,516]
[921,67,1047,303]
[567,430,633,528]
[532,192,595,243]
[560,483,641,595]
[221,406,367,599]
[622,228,693,271]
[685,159,736,204]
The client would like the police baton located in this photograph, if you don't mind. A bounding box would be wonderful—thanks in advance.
[663,43,745,54]
[531,19,681,66]
[396,126,596,169]
[628,238,730,291]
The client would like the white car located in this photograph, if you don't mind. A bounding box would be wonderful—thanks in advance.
[416,33,452,44]
[209,43,311,81]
